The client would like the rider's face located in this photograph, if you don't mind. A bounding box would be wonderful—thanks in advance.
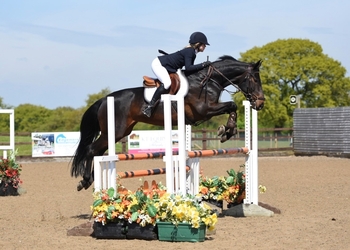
[198,43,206,52]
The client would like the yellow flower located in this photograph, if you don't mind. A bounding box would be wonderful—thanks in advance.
[259,185,267,193]
[191,220,200,228]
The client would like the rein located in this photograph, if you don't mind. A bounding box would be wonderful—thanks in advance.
[200,64,265,103]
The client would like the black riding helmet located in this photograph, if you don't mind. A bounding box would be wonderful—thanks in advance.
[189,32,210,45]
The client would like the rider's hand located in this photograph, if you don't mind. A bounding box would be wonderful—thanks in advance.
[202,61,212,68]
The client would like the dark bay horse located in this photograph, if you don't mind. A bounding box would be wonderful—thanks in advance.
[71,55,265,191]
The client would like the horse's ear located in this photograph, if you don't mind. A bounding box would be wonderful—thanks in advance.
[254,60,262,69]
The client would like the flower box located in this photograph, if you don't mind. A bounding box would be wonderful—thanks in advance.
[126,222,157,240]
[93,221,126,239]
[157,222,206,242]
[0,181,19,196]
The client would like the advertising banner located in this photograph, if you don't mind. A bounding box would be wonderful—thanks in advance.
[128,130,179,154]
[32,132,80,157]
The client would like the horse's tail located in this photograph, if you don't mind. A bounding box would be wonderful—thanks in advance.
[71,99,103,178]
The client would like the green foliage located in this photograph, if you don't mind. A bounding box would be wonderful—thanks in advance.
[0,97,13,109]
[14,104,53,132]
[85,87,111,108]
[238,38,350,128]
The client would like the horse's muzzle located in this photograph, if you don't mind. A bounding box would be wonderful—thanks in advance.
[252,99,264,111]
[256,102,264,110]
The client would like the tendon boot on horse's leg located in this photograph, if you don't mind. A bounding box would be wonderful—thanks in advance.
[77,172,94,191]
[142,83,168,117]
[77,178,93,191]
[218,112,237,143]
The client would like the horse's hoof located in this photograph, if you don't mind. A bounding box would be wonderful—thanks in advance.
[233,128,238,135]
[217,125,226,136]
[77,180,89,191]
[220,134,228,143]
[77,181,84,191]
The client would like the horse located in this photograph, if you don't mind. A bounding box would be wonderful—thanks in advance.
[71,55,265,191]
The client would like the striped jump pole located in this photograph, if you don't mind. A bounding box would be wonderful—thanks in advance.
[116,151,174,161]
[188,147,249,158]
[117,166,190,179]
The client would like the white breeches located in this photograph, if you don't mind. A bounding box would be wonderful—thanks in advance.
[151,57,171,89]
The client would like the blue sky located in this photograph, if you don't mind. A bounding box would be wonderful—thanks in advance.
[1,0,349,109]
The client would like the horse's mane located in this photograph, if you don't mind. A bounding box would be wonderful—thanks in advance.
[185,55,239,77]
[217,55,238,62]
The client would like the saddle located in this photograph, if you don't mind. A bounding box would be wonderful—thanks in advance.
[143,73,180,95]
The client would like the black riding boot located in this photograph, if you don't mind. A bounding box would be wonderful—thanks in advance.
[142,84,168,117]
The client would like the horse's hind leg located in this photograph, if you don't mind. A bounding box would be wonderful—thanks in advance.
[77,157,94,191]
[217,112,237,142]
[77,134,109,191]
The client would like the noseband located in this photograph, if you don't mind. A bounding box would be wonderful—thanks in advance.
[201,64,265,104]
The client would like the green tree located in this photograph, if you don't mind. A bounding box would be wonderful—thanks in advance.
[236,38,350,128]
[44,106,83,131]
[0,97,13,109]
[15,104,53,132]
[85,87,111,108]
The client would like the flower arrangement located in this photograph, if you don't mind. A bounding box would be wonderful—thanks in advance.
[156,192,217,230]
[92,181,166,227]
[92,180,217,230]
[199,165,245,204]
[0,150,23,195]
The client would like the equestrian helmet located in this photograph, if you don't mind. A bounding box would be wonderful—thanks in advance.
[189,32,210,45]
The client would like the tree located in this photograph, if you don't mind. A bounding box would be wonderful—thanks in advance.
[44,106,83,131]
[15,104,53,132]
[85,88,111,108]
[236,38,350,128]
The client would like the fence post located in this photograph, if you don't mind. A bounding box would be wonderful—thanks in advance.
[202,129,207,150]
[243,100,258,205]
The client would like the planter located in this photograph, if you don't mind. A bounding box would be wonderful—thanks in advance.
[93,221,126,239]
[157,222,206,242]
[203,199,223,208]
[126,222,157,240]
[227,190,246,208]
[93,221,158,240]
[0,181,18,196]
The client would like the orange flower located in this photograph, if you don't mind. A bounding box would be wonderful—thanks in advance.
[111,211,120,219]
[101,194,109,201]
[200,186,209,195]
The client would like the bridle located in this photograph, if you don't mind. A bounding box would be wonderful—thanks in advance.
[200,64,265,104]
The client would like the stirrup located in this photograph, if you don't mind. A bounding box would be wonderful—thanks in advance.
[142,105,153,117]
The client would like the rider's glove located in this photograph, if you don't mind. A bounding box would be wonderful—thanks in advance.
[202,61,212,68]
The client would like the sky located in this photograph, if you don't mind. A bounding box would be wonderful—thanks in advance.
[1,0,349,109]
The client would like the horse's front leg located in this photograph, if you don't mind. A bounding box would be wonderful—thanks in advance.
[217,111,237,142]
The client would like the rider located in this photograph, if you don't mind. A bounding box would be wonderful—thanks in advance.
[142,31,211,117]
